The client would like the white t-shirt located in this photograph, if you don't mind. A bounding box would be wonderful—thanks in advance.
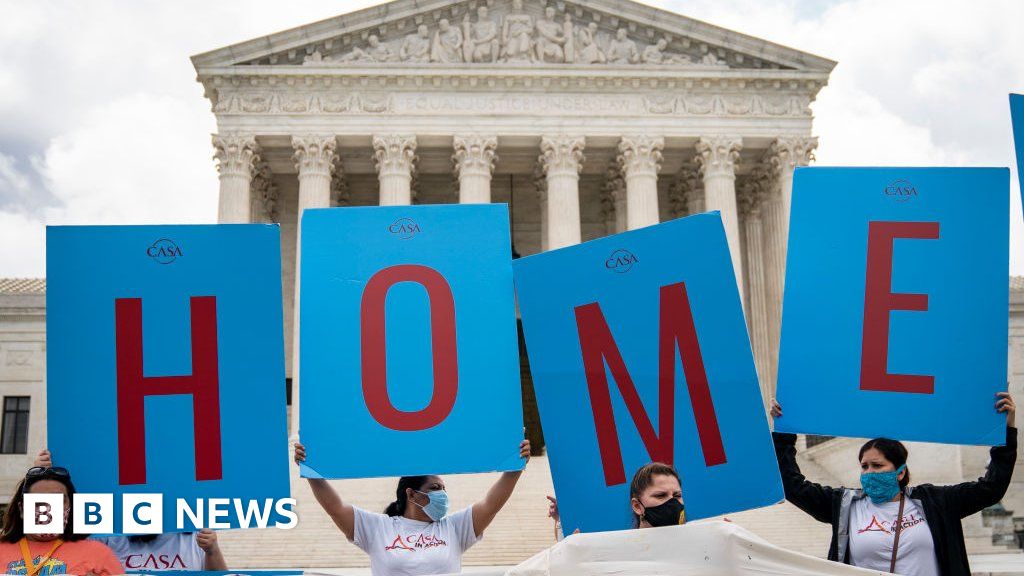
[848,497,938,576]
[96,533,205,572]
[352,506,480,576]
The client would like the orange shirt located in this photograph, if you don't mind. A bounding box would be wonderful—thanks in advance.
[0,538,124,575]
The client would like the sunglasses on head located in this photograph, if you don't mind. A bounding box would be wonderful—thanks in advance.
[25,467,69,479]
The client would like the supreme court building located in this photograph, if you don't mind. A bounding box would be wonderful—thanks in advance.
[0,0,1021,569]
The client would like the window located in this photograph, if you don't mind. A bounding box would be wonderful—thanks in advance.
[1,396,30,454]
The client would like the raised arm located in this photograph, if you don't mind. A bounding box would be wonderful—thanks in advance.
[939,393,1017,518]
[294,442,356,540]
[770,400,842,523]
[472,439,530,538]
[197,529,228,571]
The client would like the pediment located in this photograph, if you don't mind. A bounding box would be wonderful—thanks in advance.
[192,0,835,73]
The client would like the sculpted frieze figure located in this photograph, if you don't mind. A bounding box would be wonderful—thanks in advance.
[303,50,328,64]
[501,0,535,62]
[288,4,745,69]
[606,28,639,64]
[575,22,605,64]
[401,24,431,62]
[534,7,569,63]
[463,6,499,63]
[339,34,394,63]
[641,38,692,65]
[430,18,463,63]
[700,51,726,66]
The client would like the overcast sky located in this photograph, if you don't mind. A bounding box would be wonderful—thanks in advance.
[1,0,1022,278]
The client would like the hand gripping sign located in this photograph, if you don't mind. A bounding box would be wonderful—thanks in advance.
[513,213,782,533]
[776,167,1009,445]
[46,225,291,534]
[298,205,524,478]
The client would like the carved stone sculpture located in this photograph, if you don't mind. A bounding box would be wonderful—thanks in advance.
[401,24,431,63]
[463,6,500,63]
[641,38,691,65]
[576,22,605,64]
[501,0,535,62]
[430,18,463,63]
[606,28,639,64]
[339,34,394,63]
[535,7,568,63]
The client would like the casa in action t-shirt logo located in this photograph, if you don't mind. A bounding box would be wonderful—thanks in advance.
[883,179,917,203]
[388,218,421,240]
[147,238,182,264]
[605,249,638,273]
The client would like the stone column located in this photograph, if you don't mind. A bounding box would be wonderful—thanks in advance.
[539,135,585,249]
[763,136,817,389]
[373,135,417,206]
[603,167,627,233]
[769,136,818,238]
[453,135,498,204]
[739,171,772,407]
[618,136,664,230]
[250,161,277,224]
[212,134,259,223]
[696,136,744,298]
[289,134,338,438]
[532,164,549,251]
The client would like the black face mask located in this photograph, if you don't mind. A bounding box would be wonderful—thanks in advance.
[642,498,685,527]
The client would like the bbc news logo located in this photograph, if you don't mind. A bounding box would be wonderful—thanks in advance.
[22,494,297,534]
[388,218,421,239]
[147,238,182,264]
[884,179,917,203]
[605,249,638,273]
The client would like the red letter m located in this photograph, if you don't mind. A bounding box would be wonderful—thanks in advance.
[575,282,726,487]
[115,297,223,485]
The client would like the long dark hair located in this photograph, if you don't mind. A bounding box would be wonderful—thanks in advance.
[384,476,430,517]
[1,474,87,542]
[859,438,911,488]
[629,462,680,528]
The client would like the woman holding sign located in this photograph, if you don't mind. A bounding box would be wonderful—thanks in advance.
[548,462,686,538]
[0,466,123,575]
[294,438,530,576]
[771,393,1017,576]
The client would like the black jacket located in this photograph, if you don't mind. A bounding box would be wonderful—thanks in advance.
[773,427,1018,576]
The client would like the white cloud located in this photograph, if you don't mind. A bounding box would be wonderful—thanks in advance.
[38,92,218,226]
[661,0,1024,272]
[0,211,45,278]
[0,0,1022,277]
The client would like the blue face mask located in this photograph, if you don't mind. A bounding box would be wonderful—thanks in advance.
[861,464,906,504]
[414,489,449,521]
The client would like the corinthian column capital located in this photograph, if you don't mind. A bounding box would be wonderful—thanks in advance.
[539,135,586,177]
[767,136,818,175]
[617,135,664,177]
[373,134,418,178]
[453,135,498,178]
[695,136,742,179]
[292,134,338,178]
[213,133,260,179]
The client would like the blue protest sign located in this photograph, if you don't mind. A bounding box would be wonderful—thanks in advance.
[513,212,781,534]
[299,204,524,479]
[46,225,291,533]
[776,167,1009,445]
[1012,94,1023,202]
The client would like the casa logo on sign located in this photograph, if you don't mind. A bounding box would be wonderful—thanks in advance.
[147,239,182,264]
[884,179,917,203]
[388,218,421,240]
[605,249,638,273]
